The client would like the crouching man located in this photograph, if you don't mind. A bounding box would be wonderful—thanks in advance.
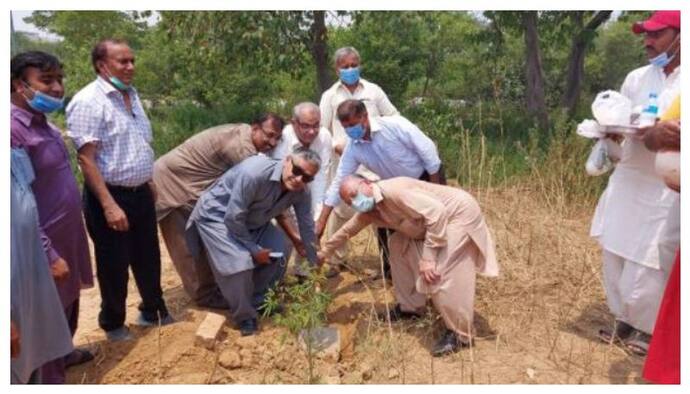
[319,175,499,356]
[186,149,322,336]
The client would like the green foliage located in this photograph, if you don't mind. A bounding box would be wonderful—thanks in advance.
[26,11,148,96]
[262,270,332,337]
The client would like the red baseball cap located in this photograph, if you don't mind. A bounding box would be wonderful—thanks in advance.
[632,11,681,34]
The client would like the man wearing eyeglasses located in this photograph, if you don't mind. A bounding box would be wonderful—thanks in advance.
[153,113,285,310]
[186,149,322,336]
[270,102,332,278]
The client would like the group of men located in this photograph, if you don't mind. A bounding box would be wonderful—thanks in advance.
[9,10,680,385]
[10,41,498,384]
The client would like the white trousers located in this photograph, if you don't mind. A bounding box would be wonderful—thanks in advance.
[601,249,670,334]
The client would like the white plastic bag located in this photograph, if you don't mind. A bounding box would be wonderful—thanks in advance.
[591,90,633,126]
[585,139,613,176]
[576,119,605,139]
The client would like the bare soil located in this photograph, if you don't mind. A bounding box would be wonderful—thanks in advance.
[66,186,645,384]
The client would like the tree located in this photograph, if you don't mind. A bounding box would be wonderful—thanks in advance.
[561,11,612,115]
[522,11,549,129]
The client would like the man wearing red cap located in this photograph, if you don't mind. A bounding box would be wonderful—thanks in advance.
[589,10,680,361]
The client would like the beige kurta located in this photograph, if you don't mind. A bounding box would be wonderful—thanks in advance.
[322,177,498,337]
[153,123,258,220]
[152,124,257,302]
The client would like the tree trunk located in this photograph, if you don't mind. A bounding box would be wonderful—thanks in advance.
[522,11,549,130]
[562,11,612,115]
[310,11,330,99]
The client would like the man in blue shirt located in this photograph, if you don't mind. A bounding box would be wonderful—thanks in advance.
[315,99,445,279]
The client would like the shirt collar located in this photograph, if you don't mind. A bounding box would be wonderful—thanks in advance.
[372,182,384,204]
[11,103,45,128]
[336,78,365,93]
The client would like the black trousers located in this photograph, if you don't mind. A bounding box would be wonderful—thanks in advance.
[376,165,447,274]
[83,183,169,331]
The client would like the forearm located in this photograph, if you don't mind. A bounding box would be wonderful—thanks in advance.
[79,155,117,210]
[428,172,441,184]
[276,213,300,244]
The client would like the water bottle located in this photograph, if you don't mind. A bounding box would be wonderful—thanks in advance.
[638,93,659,127]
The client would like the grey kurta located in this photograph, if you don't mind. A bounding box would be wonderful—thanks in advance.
[186,155,318,276]
[11,148,72,384]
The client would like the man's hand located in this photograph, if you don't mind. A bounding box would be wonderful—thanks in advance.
[642,120,681,152]
[316,251,326,267]
[104,202,129,232]
[51,257,70,283]
[252,248,272,265]
[11,321,20,358]
[419,259,440,285]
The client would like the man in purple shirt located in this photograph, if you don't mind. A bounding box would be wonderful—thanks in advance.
[10,51,95,383]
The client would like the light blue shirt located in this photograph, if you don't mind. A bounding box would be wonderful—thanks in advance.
[324,115,441,207]
[11,148,73,383]
[66,76,155,187]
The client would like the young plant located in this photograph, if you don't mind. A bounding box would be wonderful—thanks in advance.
[261,267,333,384]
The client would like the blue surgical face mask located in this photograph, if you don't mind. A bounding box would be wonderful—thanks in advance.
[22,83,64,113]
[339,67,360,85]
[649,34,680,68]
[351,191,375,213]
[345,123,365,140]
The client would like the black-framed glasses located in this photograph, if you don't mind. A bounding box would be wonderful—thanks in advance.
[290,158,315,183]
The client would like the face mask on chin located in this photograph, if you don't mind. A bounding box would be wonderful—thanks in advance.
[103,65,131,90]
[649,33,680,68]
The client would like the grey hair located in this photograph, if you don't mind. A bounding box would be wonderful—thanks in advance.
[333,46,360,67]
[292,102,320,120]
[290,146,322,171]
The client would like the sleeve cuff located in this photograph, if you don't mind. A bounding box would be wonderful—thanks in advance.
[421,246,439,262]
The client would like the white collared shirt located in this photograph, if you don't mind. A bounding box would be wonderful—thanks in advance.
[269,124,333,218]
[590,64,680,270]
[66,76,155,187]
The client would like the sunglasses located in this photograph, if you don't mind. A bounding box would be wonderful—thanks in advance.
[290,158,315,183]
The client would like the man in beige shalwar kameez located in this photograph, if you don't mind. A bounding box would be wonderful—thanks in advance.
[319,175,498,356]
[153,113,285,309]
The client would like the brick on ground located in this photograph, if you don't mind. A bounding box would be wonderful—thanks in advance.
[195,312,227,349]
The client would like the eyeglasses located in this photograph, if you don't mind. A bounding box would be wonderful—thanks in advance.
[296,120,320,131]
[290,158,315,183]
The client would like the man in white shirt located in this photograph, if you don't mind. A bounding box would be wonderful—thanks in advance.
[271,102,332,277]
[591,11,680,356]
[319,46,399,277]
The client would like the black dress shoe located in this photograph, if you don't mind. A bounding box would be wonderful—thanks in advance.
[238,318,258,336]
[431,329,471,357]
[197,292,230,310]
[377,304,422,322]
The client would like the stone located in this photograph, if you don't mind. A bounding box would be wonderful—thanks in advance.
[388,368,399,379]
[218,350,242,370]
[194,312,227,349]
[298,326,340,363]
[360,362,374,381]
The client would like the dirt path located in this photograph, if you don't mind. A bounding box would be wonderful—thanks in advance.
[66,187,645,384]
